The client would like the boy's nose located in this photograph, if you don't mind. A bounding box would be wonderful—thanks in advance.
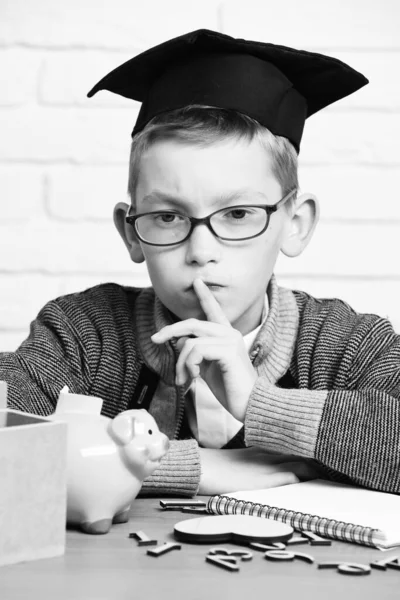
[184,223,222,265]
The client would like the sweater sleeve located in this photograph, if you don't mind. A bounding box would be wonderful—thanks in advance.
[140,439,201,497]
[245,310,400,494]
[0,299,92,415]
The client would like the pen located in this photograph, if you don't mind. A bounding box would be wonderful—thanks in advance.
[159,499,207,509]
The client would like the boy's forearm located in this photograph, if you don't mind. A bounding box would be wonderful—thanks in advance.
[245,377,400,494]
[140,439,201,497]
[245,378,326,456]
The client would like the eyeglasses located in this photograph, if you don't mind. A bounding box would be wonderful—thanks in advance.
[125,189,297,247]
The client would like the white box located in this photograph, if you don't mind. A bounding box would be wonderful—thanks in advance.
[0,382,67,566]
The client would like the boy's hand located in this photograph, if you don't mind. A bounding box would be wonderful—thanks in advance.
[151,278,257,422]
[198,447,319,495]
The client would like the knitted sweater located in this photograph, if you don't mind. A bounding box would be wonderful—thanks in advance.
[2,276,400,496]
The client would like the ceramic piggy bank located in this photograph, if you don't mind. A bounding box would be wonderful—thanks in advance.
[51,387,169,534]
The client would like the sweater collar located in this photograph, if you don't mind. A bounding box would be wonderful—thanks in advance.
[135,287,177,385]
[250,275,299,383]
[135,275,299,386]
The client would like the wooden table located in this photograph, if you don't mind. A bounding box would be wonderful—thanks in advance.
[0,497,399,600]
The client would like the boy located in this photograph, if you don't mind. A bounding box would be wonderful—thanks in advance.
[2,29,400,497]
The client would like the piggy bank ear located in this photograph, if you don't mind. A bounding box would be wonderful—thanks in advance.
[110,412,135,445]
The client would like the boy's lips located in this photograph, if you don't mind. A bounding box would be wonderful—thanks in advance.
[185,281,225,292]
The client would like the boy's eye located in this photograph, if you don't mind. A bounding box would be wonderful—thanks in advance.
[224,208,252,220]
[228,209,248,219]
[154,213,186,225]
[159,213,176,223]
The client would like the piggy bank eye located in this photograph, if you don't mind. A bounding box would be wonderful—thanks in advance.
[148,429,153,435]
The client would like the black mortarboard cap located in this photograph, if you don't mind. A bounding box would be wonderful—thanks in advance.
[87,29,368,152]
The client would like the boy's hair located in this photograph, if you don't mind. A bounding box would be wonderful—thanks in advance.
[127,106,298,210]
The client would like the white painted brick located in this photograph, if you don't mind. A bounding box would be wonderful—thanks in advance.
[0,274,62,329]
[46,166,129,220]
[0,49,42,106]
[221,0,400,49]
[277,276,400,333]
[40,51,135,107]
[0,332,27,352]
[0,0,220,48]
[0,167,44,219]
[0,218,135,273]
[0,107,133,163]
[276,222,400,277]
[299,166,400,221]
[1,108,399,166]
[299,112,400,165]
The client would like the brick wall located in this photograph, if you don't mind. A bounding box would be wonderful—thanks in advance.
[1,0,399,350]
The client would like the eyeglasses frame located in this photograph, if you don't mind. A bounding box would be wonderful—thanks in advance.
[125,188,297,247]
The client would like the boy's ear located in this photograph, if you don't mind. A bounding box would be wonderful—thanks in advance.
[280,193,320,258]
[113,202,145,264]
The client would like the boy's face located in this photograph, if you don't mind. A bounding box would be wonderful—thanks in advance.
[133,137,289,335]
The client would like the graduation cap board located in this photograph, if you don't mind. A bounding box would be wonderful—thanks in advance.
[88,28,368,152]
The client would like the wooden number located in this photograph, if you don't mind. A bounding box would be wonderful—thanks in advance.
[302,531,331,546]
[371,556,400,571]
[337,563,371,576]
[264,550,295,561]
[206,555,239,572]
[146,543,182,557]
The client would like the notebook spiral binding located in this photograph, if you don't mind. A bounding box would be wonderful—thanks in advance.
[207,495,380,547]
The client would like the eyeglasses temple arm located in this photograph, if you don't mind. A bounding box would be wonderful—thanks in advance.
[274,188,297,211]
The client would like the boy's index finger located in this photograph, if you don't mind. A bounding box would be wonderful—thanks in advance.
[193,278,231,326]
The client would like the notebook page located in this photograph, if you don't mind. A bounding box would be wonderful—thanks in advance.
[226,479,400,545]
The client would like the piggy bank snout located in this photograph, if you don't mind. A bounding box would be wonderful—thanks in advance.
[110,409,169,462]
[148,434,170,461]
[131,431,169,463]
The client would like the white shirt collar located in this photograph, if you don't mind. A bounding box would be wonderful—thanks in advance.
[243,293,269,352]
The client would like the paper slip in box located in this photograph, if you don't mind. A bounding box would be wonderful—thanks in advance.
[0,381,67,566]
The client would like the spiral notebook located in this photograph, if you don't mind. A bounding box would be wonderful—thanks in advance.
[207,479,400,549]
